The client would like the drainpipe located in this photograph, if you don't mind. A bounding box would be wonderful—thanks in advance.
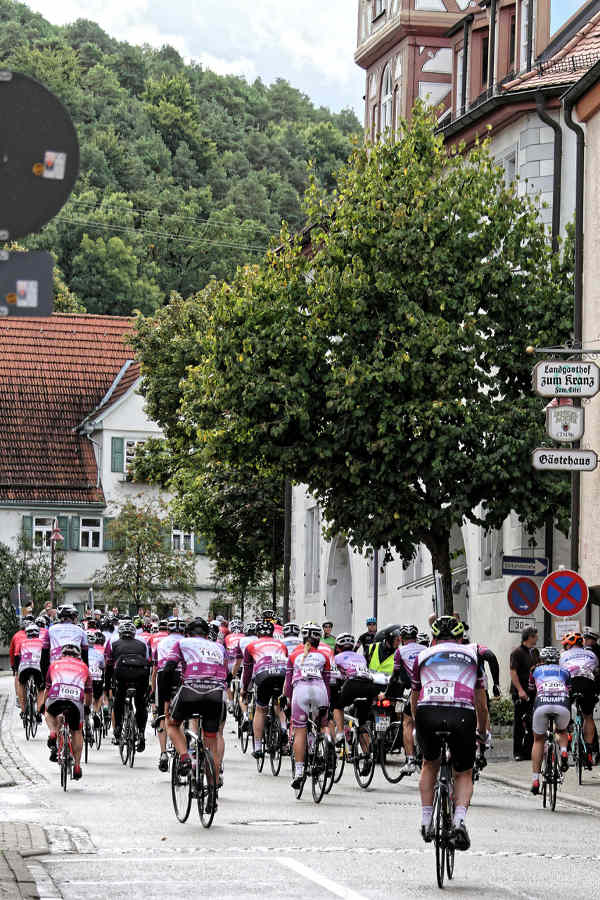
[461,15,473,114]
[563,94,585,616]
[488,0,497,93]
[373,547,379,620]
[526,0,534,72]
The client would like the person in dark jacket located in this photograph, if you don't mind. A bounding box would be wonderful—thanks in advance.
[510,627,539,761]
[106,621,150,752]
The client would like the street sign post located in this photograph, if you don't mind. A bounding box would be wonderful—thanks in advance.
[502,556,548,577]
[507,577,540,615]
[533,360,600,398]
[541,569,588,618]
[546,405,585,442]
[532,448,598,471]
[508,616,537,634]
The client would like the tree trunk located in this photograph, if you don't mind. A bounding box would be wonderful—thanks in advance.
[427,533,454,616]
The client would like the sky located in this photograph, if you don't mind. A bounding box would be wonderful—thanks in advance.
[25,0,587,118]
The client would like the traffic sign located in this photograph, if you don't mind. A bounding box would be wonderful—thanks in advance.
[502,555,548,577]
[541,569,588,618]
[507,577,540,616]
[533,360,600,398]
[532,448,598,471]
[508,616,537,634]
[546,405,585,443]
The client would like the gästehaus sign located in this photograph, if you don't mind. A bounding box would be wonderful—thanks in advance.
[532,448,598,471]
[533,360,600,397]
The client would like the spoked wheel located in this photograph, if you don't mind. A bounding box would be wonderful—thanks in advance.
[253,733,265,773]
[311,733,328,804]
[171,751,192,822]
[119,720,130,766]
[549,743,558,811]
[353,725,375,789]
[291,750,307,800]
[27,680,38,739]
[333,739,346,783]
[323,737,336,794]
[240,719,250,754]
[379,721,405,784]
[197,748,217,828]
[94,718,102,750]
[84,724,89,765]
[434,790,446,889]
[576,734,584,786]
[269,720,283,777]
[444,788,455,880]
[128,717,137,768]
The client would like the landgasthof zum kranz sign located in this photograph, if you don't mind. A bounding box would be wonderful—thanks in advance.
[533,361,600,398]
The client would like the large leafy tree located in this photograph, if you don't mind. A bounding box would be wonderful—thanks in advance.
[179,104,572,613]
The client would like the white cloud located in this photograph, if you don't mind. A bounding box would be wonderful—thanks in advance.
[196,52,258,83]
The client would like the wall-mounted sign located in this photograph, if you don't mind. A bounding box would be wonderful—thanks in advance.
[532,448,598,471]
[546,405,585,443]
[533,360,600,398]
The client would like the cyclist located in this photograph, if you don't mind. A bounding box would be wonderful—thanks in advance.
[87,632,107,729]
[332,632,378,742]
[282,622,302,654]
[416,632,429,647]
[35,615,50,643]
[368,626,401,680]
[238,622,257,725]
[241,620,288,758]
[105,621,150,752]
[322,620,336,650]
[560,631,599,768]
[16,622,48,722]
[285,622,330,790]
[149,619,169,657]
[152,618,184,772]
[48,605,89,664]
[355,617,378,655]
[225,620,244,709]
[10,620,31,702]
[529,646,572,794]
[387,624,422,776]
[44,644,92,780]
[411,615,487,852]
[163,616,227,811]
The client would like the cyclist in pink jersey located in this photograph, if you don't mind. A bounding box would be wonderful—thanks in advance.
[44,644,92,780]
[16,623,49,721]
[411,616,487,852]
[241,621,288,759]
[87,632,107,729]
[332,632,378,741]
[152,618,184,772]
[48,606,89,664]
[387,623,422,776]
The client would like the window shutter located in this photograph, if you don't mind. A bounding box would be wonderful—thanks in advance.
[111,437,124,473]
[22,515,33,547]
[70,516,80,551]
[57,516,69,550]
[194,533,207,555]
[103,517,114,551]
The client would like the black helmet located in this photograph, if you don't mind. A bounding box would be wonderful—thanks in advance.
[283,622,300,637]
[244,622,257,636]
[61,643,81,658]
[35,615,49,628]
[384,627,401,645]
[57,605,78,622]
[167,618,185,633]
[539,645,560,665]
[118,622,136,639]
[90,631,106,646]
[187,617,209,637]
[207,621,219,641]
[416,632,429,646]
[24,623,40,638]
[256,620,274,637]
[230,618,243,633]
[159,619,169,630]
[431,616,464,640]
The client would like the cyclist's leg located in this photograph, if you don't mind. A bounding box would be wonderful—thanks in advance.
[112,676,126,735]
[16,671,27,714]
[134,677,148,734]
[415,705,443,834]
[531,705,550,788]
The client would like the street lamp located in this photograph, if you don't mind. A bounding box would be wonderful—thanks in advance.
[49,518,64,607]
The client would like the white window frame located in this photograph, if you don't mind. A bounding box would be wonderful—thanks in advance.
[520,0,535,71]
[172,526,193,553]
[374,0,386,18]
[481,526,503,580]
[304,506,321,595]
[124,439,146,478]
[80,517,102,551]
[380,64,393,137]
[33,516,53,550]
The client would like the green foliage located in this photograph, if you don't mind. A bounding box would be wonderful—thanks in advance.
[0,537,66,640]
[0,1,360,316]
[489,697,514,726]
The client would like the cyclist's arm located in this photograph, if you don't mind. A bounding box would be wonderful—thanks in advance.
[480,647,500,693]
[241,647,254,696]
[474,687,487,734]
[41,647,50,678]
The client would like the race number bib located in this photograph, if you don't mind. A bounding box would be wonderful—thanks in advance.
[300,665,321,679]
[58,685,80,701]
[423,681,455,702]
[26,650,41,666]
[90,665,102,679]
[541,679,564,695]
[354,663,369,677]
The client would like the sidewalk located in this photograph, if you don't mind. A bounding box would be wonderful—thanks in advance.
[483,757,600,811]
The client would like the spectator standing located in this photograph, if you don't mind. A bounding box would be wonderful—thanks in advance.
[322,620,336,649]
[355,618,378,655]
[510,626,539,761]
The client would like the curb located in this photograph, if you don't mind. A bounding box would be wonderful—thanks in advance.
[482,771,600,812]
[1,850,39,898]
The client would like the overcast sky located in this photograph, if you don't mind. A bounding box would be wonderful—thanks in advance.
[26,0,586,117]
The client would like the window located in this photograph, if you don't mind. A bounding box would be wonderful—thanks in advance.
[481,35,489,87]
[520,0,535,70]
[504,150,516,186]
[373,0,386,18]
[481,526,503,580]
[402,545,424,587]
[371,104,378,142]
[80,518,101,550]
[380,64,393,137]
[125,439,145,479]
[456,48,464,112]
[172,526,193,552]
[305,506,321,595]
[33,517,53,549]
[509,15,516,68]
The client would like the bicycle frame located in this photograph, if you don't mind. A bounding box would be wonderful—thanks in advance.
[431,731,455,889]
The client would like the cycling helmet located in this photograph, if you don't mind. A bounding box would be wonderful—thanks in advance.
[283,622,300,637]
[244,622,257,636]
[35,615,49,628]
[21,614,35,624]
[229,619,243,633]
[335,632,354,650]
[207,621,219,641]
[539,645,560,664]
[188,617,209,637]
[256,620,274,637]
[151,624,159,634]
[400,624,418,638]
[384,627,401,645]
[120,614,132,622]
[167,618,185,633]
[90,631,106,646]
[417,632,429,646]
[24,623,39,638]
[431,616,464,640]
[61,643,81,658]
[118,621,136,639]
[159,619,169,630]
[323,619,333,628]
[583,628,598,640]
[57,604,78,622]
[562,631,583,649]
[133,616,143,629]
[301,622,322,645]
[261,609,275,622]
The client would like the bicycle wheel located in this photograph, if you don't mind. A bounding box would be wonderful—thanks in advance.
[171,751,192,822]
[240,719,250,754]
[333,739,346,783]
[379,721,405,784]
[197,747,217,828]
[119,718,130,766]
[269,719,283,777]
[29,688,38,739]
[291,749,307,800]
[550,742,558,811]
[128,714,137,768]
[353,725,375,789]
[252,731,265,773]
[575,724,584,786]
[323,737,336,794]
[443,782,455,880]
[434,787,445,889]
[311,733,328,804]
[94,717,102,750]
[60,728,69,792]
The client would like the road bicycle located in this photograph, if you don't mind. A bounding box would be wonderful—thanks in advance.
[239,690,254,754]
[472,737,487,783]
[431,729,456,889]
[119,687,139,768]
[291,715,332,803]
[171,715,218,828]
[23,675,40,741]
[56,717,75,792]
[570,692,590,785]
[343,710,376,789]
[541,712,563,811]
[102,698,113,738]
[83,710,95,763]
[153,713,176,770]
[374,697,407,784]
[253,693,285,776]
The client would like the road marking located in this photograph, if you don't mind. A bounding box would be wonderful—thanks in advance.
[280,858,368,900]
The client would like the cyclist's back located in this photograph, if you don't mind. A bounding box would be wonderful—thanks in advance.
[107,622,150,750]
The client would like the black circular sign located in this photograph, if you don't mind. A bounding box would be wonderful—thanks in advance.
[0,70,79,239]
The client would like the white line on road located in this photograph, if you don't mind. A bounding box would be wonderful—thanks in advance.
[280,857,368,900]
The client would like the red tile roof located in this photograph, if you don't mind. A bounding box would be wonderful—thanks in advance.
[85,360,141,423]
[0,314,134,505]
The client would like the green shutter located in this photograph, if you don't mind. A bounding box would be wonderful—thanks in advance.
[70,516,80,551]
[194,533,207,555]
[111,437,124,473]
[103,517,114,551]
[161,525,172,552]
[22,515,33,547]
[57,516,69,550]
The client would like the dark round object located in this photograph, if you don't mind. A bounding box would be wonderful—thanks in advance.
[373,624,402,643]
[0,71,79,239]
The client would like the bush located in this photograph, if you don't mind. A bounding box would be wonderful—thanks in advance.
[489,697,514,726]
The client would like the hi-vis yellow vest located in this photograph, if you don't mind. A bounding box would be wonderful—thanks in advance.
[369,642,395,676]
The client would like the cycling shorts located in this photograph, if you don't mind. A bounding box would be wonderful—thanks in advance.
[571,677,597,716]
[532,703,570,734]
[18,668,44,689]
[170,684,225,733]
[92,681,104,702]
[328,681,341,716]
[156,669,180,709]
[403,699,412,718]
[47,698,83,731]
[334,678,379,726]
[291,680,328,729]
[415,704,476,773]
[254,670,285,708]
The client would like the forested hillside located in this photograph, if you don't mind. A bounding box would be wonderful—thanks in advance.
[0,1,360,314]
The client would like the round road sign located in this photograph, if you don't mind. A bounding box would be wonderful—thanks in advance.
[541,569,588,618]
[507,577,539,616]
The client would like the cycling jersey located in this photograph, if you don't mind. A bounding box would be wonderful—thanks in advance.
[335,650,372,681]
[393,641,422,691]
[225,632,244,672]
[411,641,485,710]
[167,637,228,688]
[9,631,27,671]
[87,646,106,683]
[138,630,152,647]
[529,663,571,711]
[241,637,288,693]
[149,630,168,655]
[559,647,599,681]
[48,622,88,662]
[273,624,284,638]
[239,635,256,656]
[46,658,92,709]
[284,644,331,697]
[17,638,45,675]
[282,635,302,654]
[153,633,181,672]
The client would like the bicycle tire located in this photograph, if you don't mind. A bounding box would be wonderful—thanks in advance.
[333,740,346,783]
[353,725,375,789]
[119,718,130,766]
[311,733,328,804]
[252,732,265,773]
[379,721,405,784]
[269,719,283,777]
[575,722,584,785]
[60,727,69,792]
[27,679,38,739]
[240,720,250,754]
[443,781,455,880]
[171,751,192,822]
[84,724,89,765]
[434,787,445,889]
[292,749,307,800]
[128,713,137,768]
[550,742,558,811]
[94,719,102,750]
[197,747,217,828]
[323,738,336,794]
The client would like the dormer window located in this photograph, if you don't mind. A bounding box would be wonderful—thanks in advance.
[373,0,386,20]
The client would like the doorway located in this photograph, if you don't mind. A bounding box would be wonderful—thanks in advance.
[325,536,353,633]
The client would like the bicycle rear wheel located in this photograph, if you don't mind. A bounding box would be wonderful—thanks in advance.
[197,748,217,828]
[311,733,327,804]
[253,732,265,772]
[353,725,375,789]
[240,719,250,754]
[171,752,192,822]
[291,749,307,800]
[119,719,130,766]
[550,742,558,811]
[575,725,584,785]
[434,787,445,889]
[333,739,346,783]
[128,714,137,768]
[94,718,102,750]
[323,737,336,794]
[269,719,283,777]
[379,721,405,784]
[443,784,455,880]
[27,679,38,739]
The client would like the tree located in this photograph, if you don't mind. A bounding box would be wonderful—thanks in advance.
[0,537,67,641]
[93,498,196,612]
[179,104,573,613]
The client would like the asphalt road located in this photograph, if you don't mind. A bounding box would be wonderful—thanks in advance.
[3,690,600,899]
